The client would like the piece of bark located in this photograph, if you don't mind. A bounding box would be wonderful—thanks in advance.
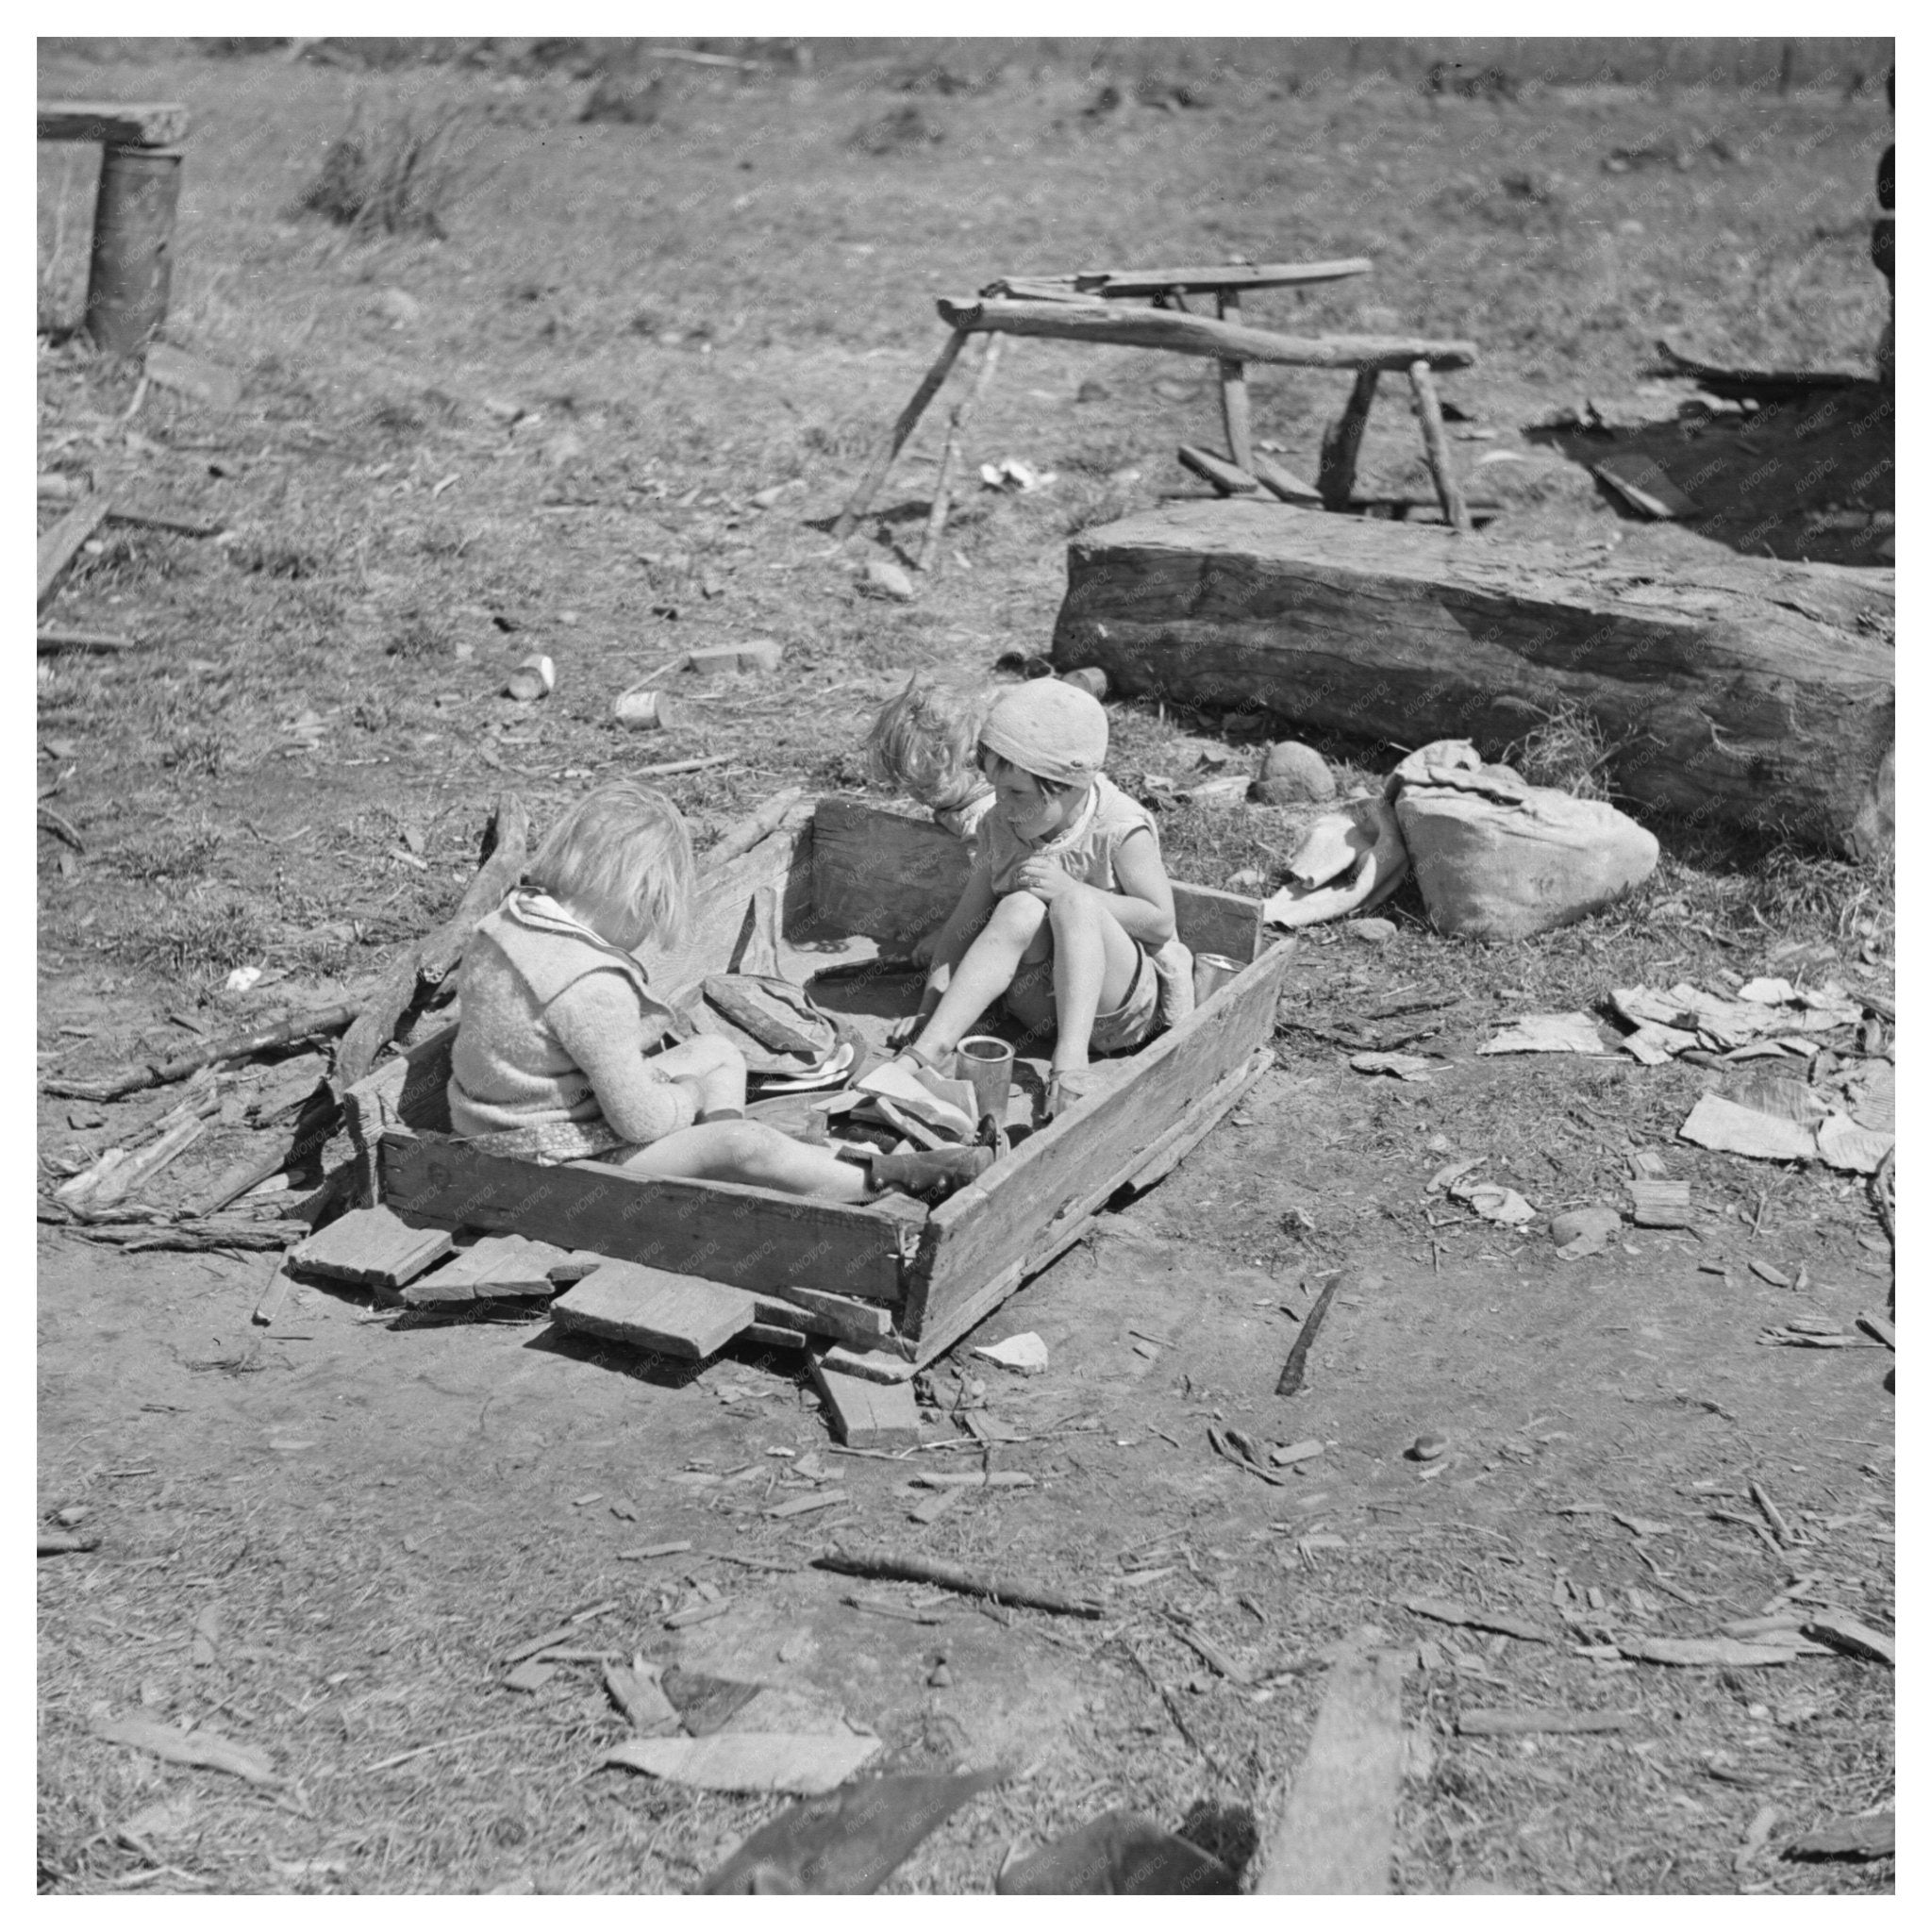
[706,1767,1007,1893]
[604,1658,681,1735]
[92,1712,281,1787]
[938,296,1476,373]
[333,793,529,1090]
[1801,1611,1894,1667]
[551,1259,756,1359]
[1053,502,1894,859]
[815,1542,1102,1619]
[289,1205,453,1290]
[1404,1597,1554,1644]
[1783,1813,1894,1861]
[1456,1708,1640,1737]
[1617,1636,1800,1667]
[1255,1636,1408,1892]
[604,1730,882,1796]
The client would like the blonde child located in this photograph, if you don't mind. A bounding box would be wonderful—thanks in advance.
[449,779,990,1202]
[865,672,998,842]
[888,681,1185,1118]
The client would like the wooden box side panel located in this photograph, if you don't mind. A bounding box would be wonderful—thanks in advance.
[378,1131,910,1303]
[809,796,972,945]
[901,937,1295,1343]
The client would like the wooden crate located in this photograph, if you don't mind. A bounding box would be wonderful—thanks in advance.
[344,798,1294,1365]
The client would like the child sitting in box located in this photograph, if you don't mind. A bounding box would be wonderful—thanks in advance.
[448,778,990,1202]
[887,681,1190,1118]
[865,671,997,848]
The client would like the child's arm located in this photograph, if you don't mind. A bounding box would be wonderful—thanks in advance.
[550,974,704,1145]
[1015,826,1176,946]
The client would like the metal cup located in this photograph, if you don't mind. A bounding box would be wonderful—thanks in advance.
[1192,952,1242,1005]
[954,1036,1015,1123]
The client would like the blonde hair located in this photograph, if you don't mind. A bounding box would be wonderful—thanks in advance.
[526,779,693,953]
[865,673,992,812]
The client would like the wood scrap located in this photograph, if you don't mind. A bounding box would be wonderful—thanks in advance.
[550,1259,756,1359]
[1404,1597,1554,1644]
[43,1002,362,1103]
[1176,444,1261,496]
[92,1712,281,1787]
[1164,1611,1258,1686]
[1800,1611,1894,1667]
[251,1264,292,1327]
[809,1357,922,1448]
[38,627,136,655]
[40,1528,103,1556]
[1456,1708,1639,1737]
[842,1594,946,1624]
[1628,1177,1694,1227]
[1276,1274,1345,1397]
[189,1089,341,1217]
[66,1219,301,1253]
[815,1542,1102,1619]
[402,1236,566,1306]
[38,495,111,608]
[1617,1636,1800,1667]
[333,792,530,1090]
[289,1205,453,1290]
[604,1659,681,1735]
[603,1730,882,1797]
[1255,1634,1408,1893]
[757,1284,896,1346]
[1782,1813,1894,1862]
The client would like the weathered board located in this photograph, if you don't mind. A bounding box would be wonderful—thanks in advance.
[39,99,190,146]
[291,1205,452,1289]
[1053,500,1895,859]
[809,1357,924,1448]
[402,1234,569,1305]
[377,1132,912,1304]
[551,1258,757,1359]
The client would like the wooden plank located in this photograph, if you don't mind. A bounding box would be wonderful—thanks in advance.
[758,1283,897,1345]
[1177,444,1261,496]
[938,297,1475,373]
[37,497,111,608]
[550,1258,756,1359]
[1052,500,1895,861]
[377,1132,910,1304]
[902,942,1291,1346]
[907,1049,1271,1366]
[809,1357,924,1447]
[402,1235,564,1306]
[1251,454,1324,506]
[1255,1638,1408,1893]
[1058,258,1374,296]
[39,99,190,146]
[291,1205,453,1289]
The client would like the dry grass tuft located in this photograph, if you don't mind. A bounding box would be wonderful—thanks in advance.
[1504,698,1618,800]
[296,99,476,238]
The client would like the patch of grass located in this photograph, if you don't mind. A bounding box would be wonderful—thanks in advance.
[107,824,225,883]
[296,97,478,237]
[110,895,272,977]
[159,729,233,778]
[386,612,455,659]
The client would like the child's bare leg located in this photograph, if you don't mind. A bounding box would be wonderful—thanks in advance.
[909,892,1047,1062]
[1044,890,1140,1073]
[650,1034,745,1116]
[612,1121,870,1201]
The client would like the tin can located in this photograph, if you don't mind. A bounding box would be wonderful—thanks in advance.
[614,688,679,730]
[1192,952,1242,1004]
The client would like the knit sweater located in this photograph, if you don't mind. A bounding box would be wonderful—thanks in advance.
[447,891,697,1161]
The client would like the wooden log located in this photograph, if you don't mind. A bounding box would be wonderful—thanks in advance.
[919,333,1001,575]
[1407,360,1471,535]
[937,296,1475,373]
[43,1003,361,1104]
[1255,1637,1407,1892]
[1216,289,1255,472]
[1001,258,1375,297]
[334,793,528,1090]
[1051,502,1895,858]
[39,100,190,146]
[703,786,804,870]
[39,628,137,655]
[86,144,182,357]
[1318,368,1379,508]
[832,329,970,540]
[1176,444,1260,496]
[38,497,111,608]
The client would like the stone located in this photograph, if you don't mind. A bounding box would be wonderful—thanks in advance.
[862,559,916,603]
[1348,918,1397,946]
[1253,741,1337,805]
[374,287,422,328]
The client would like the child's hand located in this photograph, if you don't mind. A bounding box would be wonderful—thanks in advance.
[910,931,939,967]
[1014,858,1077,903]
[886,1012,924,1049]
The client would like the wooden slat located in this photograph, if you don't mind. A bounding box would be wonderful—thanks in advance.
[809,1357,924,1447]
[37,497,110,609]
[39,99,190,146]
[1256,1638,1408,1893]
[938,297,1475,374]
[291,1205,452,1289]
[402,1235,566,1305]
[901,942,1291,1345]
[758,1283,896,1344]
[377,1132,910,1304]
[551,1259,756,1359]
[1008,258,1374,297]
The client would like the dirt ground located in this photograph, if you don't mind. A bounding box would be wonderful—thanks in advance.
[37,38,1892,1895]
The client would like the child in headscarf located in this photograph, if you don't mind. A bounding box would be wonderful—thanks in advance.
[887,681,1189,1116]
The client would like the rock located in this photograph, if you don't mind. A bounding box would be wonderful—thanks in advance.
[1253,741,1337,805]
[1348,918,1397,946]
[505,655,555,703]
[1551,1206,1623,1247]
[374,288,422,328]
[1392,742,1659,941]
[927,1662,953,1688]
[1410,1434,1447,1461]
[1075,378,1110,403]
[1058,667,1108,699]
[862,560,916,603]
[973,1332,1048,1374]
[543,430,588,470]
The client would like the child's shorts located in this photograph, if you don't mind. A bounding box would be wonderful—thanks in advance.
[1008,944,1160,1057]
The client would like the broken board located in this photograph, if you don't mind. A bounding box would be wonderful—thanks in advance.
[291,1205,452,1290]
[551,1259,756,1360]
[809,1356,924,1448]
[402,1235,573,1306]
